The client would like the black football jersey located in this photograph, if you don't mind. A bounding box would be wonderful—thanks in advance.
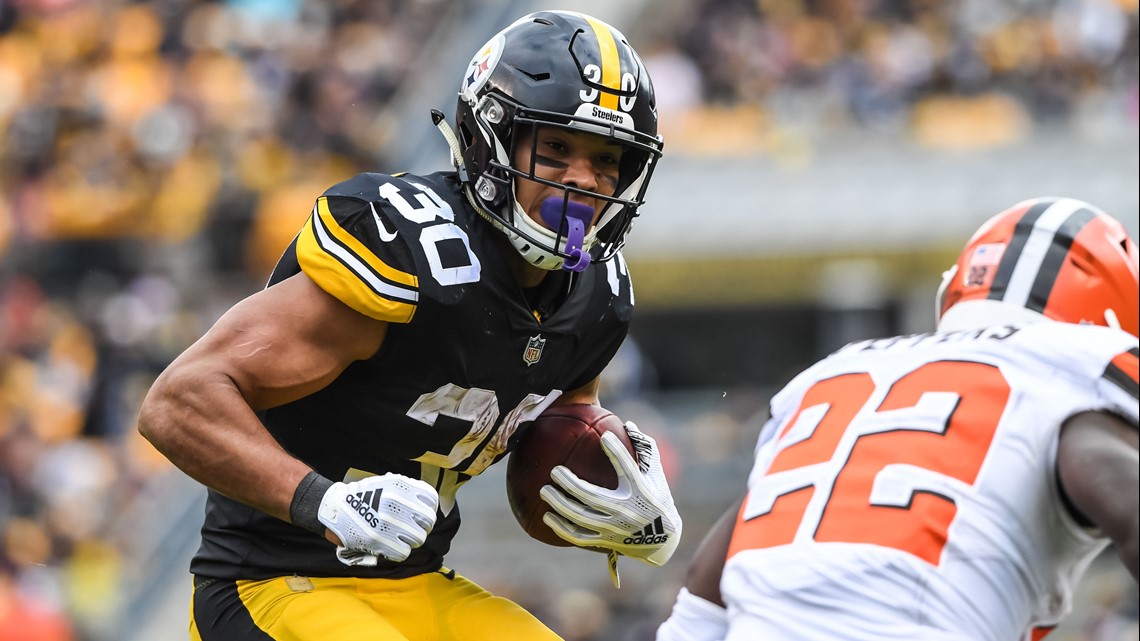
[191,171,635,579]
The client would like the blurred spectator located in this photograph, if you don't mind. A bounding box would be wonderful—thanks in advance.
[656,0,1138,152]
[0,2,455,638]
[0,0,450,285]
[555,589,612,641]
[640,39,704,118]
[1078,571,1140,641]
[0,563,74,641]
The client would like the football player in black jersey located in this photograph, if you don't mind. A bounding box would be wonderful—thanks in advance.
[138,10,681,641]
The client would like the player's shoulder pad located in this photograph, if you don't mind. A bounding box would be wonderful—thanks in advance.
[766,357,832,424]
[299,171,482,322]
[1094,339,1139,426]
[1102,345,1139,403]
[321,172,401,200]
[1012,322,1135,374]
[296,172,424,324]
[1017,322,1139,414]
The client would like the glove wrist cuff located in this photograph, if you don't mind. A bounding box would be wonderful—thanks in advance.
[290,471,335,535]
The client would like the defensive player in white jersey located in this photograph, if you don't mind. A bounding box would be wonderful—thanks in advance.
[657,197,1139,641]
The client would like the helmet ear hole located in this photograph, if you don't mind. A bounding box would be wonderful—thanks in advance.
[1067,253,1094,276]
[458,122,474,148]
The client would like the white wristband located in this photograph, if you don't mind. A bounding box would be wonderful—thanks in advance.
[656,587,728,641]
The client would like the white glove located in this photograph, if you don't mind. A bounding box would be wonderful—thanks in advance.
[317,473,439,565]
[539,421,682,566]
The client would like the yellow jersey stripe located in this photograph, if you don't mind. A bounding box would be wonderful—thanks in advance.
[583,15,620,110]
[297,204,417,324]
[317,198,417,287]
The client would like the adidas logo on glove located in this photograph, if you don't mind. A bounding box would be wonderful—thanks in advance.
[623,516,670,545]
[345,489,383,528]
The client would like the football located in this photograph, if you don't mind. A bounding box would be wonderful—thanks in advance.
[506,404,635,547]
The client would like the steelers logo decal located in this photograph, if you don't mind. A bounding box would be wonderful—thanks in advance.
[461,34,504,101]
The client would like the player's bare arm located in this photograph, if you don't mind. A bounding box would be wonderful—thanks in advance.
[656,498,736,640]
[137,272,386,525]
[1057,410,1140,580]
[686,497,742,607]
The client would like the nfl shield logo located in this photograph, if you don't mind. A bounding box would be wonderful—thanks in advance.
[523,335,546,367]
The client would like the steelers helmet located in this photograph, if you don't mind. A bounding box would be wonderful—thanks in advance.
[937,197,1139,337]
[452,10,664,271]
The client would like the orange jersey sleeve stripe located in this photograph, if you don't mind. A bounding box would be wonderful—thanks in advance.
[1102,347,1139,401]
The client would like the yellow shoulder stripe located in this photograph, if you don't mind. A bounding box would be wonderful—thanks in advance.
[316,198,417,287]
[296,199,418,323]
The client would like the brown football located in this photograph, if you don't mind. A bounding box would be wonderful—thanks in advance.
[506,404,635,547]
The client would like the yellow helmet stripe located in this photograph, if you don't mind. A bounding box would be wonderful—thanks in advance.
[583,15,620,110]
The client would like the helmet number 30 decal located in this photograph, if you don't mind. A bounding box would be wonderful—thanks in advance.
[579,66,638,113]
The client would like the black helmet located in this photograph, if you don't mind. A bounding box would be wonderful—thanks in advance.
[453,10,664,270]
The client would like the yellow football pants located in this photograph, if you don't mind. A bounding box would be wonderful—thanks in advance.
[189,568,563,641]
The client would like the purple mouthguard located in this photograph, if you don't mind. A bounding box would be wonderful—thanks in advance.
[539,197,592,272]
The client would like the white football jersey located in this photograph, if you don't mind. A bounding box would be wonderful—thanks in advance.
[722,321,1139,641]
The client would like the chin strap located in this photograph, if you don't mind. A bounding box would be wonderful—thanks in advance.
[540,197,592,272]
[432,109,506,234]
[433,109,592,272]
[431,109,468,182]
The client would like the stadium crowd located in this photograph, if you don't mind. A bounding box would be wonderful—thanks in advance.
[643,0,1138,153]
[0,1,1136,639]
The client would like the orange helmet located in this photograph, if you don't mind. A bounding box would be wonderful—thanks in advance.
[937,197,1139,337]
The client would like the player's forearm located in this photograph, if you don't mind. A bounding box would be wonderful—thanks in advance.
[686,498,740,606]
[1057,411,1140,581]
[138,365,312,523]
[1107,467,1139,580]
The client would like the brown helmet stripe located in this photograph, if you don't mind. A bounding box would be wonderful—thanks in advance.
[987,199,1051,302]
[1025,207,1098,313]
[986,199,1098,312]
